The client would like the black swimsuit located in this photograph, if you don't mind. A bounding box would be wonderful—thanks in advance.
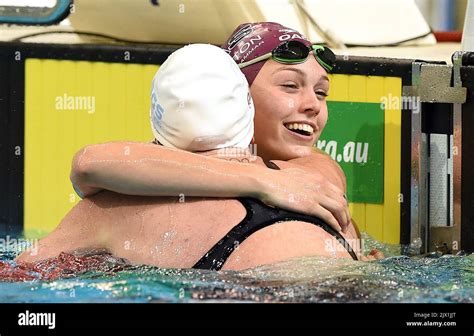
[192,162,358,271]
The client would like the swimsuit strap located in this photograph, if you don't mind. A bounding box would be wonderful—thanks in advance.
[193,160,358,270]
[192,198,358,271]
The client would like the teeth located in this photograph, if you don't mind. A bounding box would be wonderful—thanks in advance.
[286,123,314,134]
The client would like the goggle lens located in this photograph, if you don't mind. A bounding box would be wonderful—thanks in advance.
[272,41,336,71]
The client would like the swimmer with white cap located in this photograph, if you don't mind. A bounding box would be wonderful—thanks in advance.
[17,42,363,271]
[150,44,254,153]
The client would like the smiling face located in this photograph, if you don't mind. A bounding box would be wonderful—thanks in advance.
[250,56,330,162]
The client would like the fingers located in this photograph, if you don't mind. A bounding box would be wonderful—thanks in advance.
[369,249,385,259]
[272,168,352,233]
[321,182,351,233]
[342,195,351,231]
[318,194,350,233]
[312,205,343,233]
[342,200,351,233]
[360,250,385,262]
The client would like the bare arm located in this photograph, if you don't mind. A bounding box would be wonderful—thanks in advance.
[71,141,266,199]
[71,141,349,231]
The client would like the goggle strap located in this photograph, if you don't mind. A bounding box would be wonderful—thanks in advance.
[273,55,305,64]
[312,45,325,52]
[238,52,272,69]
[316,57,333,72]
[312,45,334,71]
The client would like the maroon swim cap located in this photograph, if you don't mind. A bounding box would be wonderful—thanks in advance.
[222,22,312,86]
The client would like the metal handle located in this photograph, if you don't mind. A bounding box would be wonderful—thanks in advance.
[0,0,73,25]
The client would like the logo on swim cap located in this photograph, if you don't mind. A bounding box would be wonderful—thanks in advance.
[151,80,164,126]
[278,31,307,42]
[226,23,254,51]
[222,22,312,86]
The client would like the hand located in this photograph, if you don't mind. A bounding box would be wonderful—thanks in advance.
[359,249,385,261]
[261,167,351,233]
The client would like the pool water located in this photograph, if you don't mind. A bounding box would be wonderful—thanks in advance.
[0,233,473,303]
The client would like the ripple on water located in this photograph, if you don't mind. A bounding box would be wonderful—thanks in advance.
[0,234,473,303]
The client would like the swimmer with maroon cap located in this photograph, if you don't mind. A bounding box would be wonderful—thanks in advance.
[12,22,388,280]
[69,21,380,251]
[219,22,338,161]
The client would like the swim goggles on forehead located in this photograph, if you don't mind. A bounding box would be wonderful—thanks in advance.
[238,40,336,72]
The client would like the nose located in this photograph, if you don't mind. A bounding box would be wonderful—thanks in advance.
[298,87,321,118]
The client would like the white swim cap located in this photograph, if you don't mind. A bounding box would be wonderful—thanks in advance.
[150,44,254,152]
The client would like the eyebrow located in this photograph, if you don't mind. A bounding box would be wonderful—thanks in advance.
[273,67,330,83]
[320,75,330,83]
[273,67,305,77]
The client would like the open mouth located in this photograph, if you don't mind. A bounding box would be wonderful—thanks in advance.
[284,123,315,137]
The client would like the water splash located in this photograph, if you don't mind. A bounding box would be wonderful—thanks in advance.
[0,234,472,303]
